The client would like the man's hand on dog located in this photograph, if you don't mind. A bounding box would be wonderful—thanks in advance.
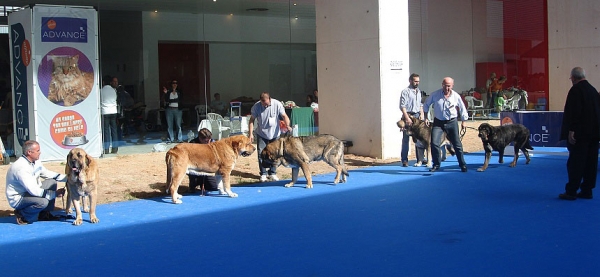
[56,188,66,198]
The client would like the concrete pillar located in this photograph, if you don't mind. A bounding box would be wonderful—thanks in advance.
[316,0,409,159]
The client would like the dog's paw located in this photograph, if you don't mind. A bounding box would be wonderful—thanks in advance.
[172,199,183,204]
[305,184,313,189]
[90,216,100,224]
[218,189,226,195]
[426,162,433,168]
[413,161,422,167]
[73,218,83,226]
[476,167,486,172]
[509,163,516,167]
[83,206,90,213]
[284,182,294,188]
[226,191,238,198]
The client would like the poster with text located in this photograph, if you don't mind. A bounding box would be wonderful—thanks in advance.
[33,5,100,161]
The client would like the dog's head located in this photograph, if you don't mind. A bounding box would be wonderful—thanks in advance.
[477,123,494,141]
[260,137,286,168]
[67,148,91,175]
[396,115,422,135]
[228,135,256,157]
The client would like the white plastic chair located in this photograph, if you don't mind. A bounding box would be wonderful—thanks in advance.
[206,112,230,140]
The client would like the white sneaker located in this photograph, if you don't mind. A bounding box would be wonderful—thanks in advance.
[260,175,268,182]
[269,174,279,181]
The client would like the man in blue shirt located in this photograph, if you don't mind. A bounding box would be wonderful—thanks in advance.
[248,92,293,182]
[399,73,425,167]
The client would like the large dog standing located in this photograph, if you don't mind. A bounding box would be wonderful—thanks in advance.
[396,115,455,167]
[165,135,255,204]
[477,123,533,172]
[65,148,99,226]
[261,134,349,188]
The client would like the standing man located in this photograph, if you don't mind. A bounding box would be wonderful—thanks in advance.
[248,91,293,182]
[486,72,497,109]
[5,140,67,224]
[101,75,119,154]
[399,73,425,167]
[559,67,600,200]
[423,77,469,172]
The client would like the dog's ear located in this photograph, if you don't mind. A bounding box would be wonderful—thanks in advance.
[85,153,93,167]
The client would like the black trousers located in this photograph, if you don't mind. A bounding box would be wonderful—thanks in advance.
[565,138,599,195]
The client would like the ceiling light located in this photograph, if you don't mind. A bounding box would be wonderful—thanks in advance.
[154,10,158,13]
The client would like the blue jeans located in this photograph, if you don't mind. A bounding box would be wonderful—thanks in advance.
[256,135,278,176]
[14,179,57,222]
[165,108,183,142]
[431,118,466,168]
[102,114,118,150]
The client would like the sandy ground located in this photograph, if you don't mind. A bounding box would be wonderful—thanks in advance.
[0,119,497,218]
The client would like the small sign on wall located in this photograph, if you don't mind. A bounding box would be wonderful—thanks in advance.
[390,60,403,71]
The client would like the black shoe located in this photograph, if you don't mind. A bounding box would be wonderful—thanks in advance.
[104,149,110,154]
[558,193,577,200]
[111,147,119,154]
[14,210,29,225]
[577,192,593,199]
[460,166,468,172]
[38,211,61,221]
[429,165,440,172]
[402,161,408,167]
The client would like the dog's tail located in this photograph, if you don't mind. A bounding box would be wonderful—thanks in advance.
[165,152,173,193]
[524,140,534,150]
[338,142,350,177]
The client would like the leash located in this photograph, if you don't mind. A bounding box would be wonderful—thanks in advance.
[460,126,478,141]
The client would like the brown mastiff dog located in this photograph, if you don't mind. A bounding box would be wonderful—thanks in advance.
[397,115,455,167]
[65,148,100,226]
[165,135,255,204]
[261,134,349,189]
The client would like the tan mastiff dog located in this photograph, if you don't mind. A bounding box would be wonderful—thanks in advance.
[65,148,100,226]
[165,135,256,204]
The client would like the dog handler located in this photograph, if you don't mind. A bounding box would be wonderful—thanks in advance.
[399,73,425,167]
[423,77,469,173]
[248,91,293,182]
[5,140,67,224]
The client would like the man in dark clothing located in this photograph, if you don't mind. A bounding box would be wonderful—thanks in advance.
[559,67,600,200]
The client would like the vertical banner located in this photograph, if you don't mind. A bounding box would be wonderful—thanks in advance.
[8,8,34,157]
[34,5,101,160]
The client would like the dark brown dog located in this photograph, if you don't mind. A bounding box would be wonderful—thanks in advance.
[261,134,348,188]
[396,115,454,167]
[476,123,533,172]
[165,135,255,204]
[65,148,99,226]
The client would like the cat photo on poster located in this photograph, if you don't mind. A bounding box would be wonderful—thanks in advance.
[38,47,95,107]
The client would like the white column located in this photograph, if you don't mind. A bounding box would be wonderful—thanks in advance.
[316,0,409,158]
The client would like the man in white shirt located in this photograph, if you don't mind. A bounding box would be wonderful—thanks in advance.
[423,77,469,172]
[5,140,67,224]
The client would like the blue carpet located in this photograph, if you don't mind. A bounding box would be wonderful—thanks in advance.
[1,148,599,276]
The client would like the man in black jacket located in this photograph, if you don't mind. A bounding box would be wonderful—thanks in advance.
[559,67,600,200]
